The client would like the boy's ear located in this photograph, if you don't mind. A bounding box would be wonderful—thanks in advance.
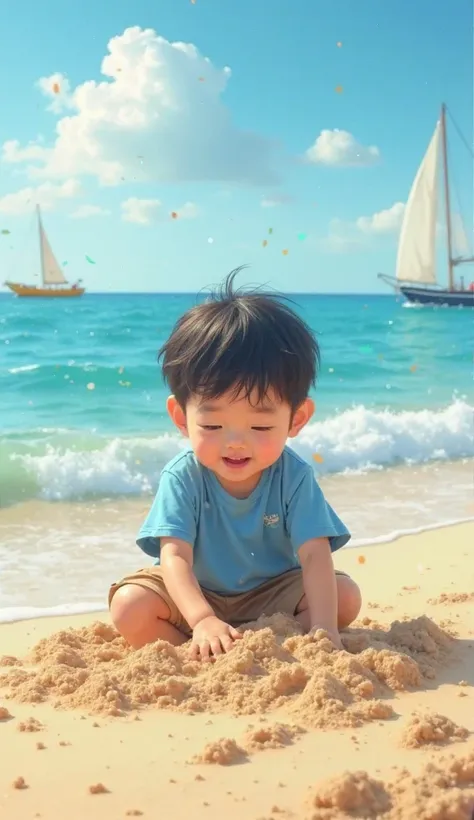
[288,397,314,438]
[166,395,188,436]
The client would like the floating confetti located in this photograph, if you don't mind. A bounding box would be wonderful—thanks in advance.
[52,82,60,94]
[297,233,306,241]
[337,41,343,47]
[119,380,132,388]
[62,260,68,266]
[86,383,95,391]
[118,366,124,374]
[313,453,324,463]
[282,249,289,255]
[268,228,273,235]
[262,240,268,248]
[328,367,335,373]
[358,555,366,565]
[171,211,178,219]
[85,255,95,264]
[335,85,343,93]
[198,77,205,82]
[207,237,214,244]
[410,364,418,373]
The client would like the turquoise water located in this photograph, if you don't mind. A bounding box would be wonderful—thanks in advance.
[0,292,473,506]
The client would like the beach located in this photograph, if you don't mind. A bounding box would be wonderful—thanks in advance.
[1,521,473,819]
[1,293,473,816]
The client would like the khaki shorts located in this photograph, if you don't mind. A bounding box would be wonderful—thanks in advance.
[108,566,349,638]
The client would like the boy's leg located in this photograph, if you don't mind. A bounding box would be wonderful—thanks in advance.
[108,567,224,650]
[295,572,362,631]
[109,583,188,649]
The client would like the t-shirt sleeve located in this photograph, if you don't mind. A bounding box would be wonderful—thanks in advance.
[285,466,350,555]
[136,469,197,558]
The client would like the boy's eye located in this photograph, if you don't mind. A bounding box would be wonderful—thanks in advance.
[200,425,222,430]
[252,426,274,432]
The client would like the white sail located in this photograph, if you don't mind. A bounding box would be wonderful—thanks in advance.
[39,218,67,285]
[396,121,441,285]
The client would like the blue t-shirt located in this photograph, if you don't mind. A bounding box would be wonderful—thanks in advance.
[137,446,350,595]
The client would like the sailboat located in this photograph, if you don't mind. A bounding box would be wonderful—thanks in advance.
[4,205,85,298]
[379,104,473,307]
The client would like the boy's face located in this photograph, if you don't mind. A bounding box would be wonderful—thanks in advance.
[167,388,314,497]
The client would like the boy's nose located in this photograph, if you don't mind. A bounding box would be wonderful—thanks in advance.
[224,432,246,449]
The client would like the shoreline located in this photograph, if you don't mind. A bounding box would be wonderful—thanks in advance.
[1,517,473,625]
[1,521,473,819]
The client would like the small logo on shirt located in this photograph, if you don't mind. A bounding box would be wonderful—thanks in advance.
[263,513,280,528]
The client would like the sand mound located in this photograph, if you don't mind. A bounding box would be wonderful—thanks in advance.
[401,711,469,749]
[304,747,474,819]
[0,614,454,729]
[428,592,474,605]
[191,721,305,764]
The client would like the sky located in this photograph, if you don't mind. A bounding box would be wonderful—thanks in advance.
[0,0,472,293]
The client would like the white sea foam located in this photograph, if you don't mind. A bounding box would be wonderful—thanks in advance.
[1,516,472,624]
[7,363,40,374]
[11,400,473,501]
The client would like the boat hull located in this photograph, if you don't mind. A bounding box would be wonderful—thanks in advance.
[400,285,473,307]
[5,282,85,298]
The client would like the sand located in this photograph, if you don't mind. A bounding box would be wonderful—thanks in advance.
[0,521,473,819]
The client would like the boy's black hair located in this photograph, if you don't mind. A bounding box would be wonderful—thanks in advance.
[158,268,320,412]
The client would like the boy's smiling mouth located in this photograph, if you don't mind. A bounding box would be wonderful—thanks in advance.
[222,456,251,469]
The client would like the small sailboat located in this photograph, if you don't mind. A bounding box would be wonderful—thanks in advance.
[379,104,473,307]
[4,205,85,298]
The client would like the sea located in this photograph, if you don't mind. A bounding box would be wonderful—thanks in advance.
[0,292,473,623]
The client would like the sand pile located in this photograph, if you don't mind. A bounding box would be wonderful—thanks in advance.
[428,592,474,605]
[0,613,455,729]
[191,721,305,764]
[302,748,474,819]
[400,711,469,749]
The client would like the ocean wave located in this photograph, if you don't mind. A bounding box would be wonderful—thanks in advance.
[1,400,472,504]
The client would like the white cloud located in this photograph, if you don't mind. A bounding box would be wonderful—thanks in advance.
[0,179,81,215]
[37,73,75,114]
[2,26,278,187]
[2,139,48,165]
[320,222,368,254]
[121,198,162,224]
[305,129,380,167]
[174,201,199,219]
[71,204,110,219]
[121,197,199,224]
[356,201,405,234]
[321,202,405,253]
[260,193,293,208]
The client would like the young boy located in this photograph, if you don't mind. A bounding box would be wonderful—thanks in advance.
[109,271,361,660]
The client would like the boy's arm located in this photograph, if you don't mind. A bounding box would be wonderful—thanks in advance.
[284,464,350,649]
[298,537,341,648]
[161,539,243,659]
[160,538,215,628]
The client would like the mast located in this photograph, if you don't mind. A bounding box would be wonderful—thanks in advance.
[440,103,455,291]
[37,204,46,288]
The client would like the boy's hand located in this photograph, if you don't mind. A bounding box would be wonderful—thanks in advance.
[191,615,242,661]
[309,625,343,650]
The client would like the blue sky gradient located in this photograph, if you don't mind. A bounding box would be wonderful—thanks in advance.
[0,0,472,292]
